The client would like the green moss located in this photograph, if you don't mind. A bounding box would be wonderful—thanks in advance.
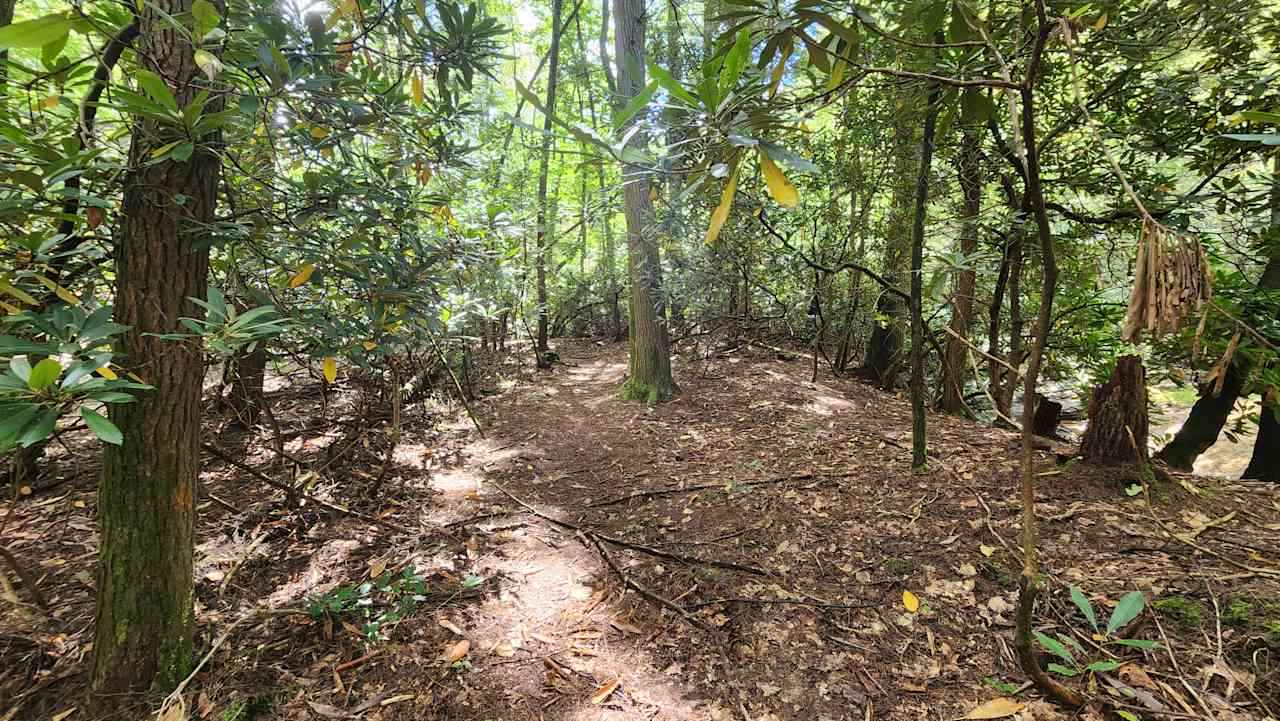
[619,376,667,405]
[883,557,916,576]
[1153,596,1207,632]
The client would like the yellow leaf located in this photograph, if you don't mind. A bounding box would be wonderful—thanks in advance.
[362,341,378,351]
[39,94,60,111]
[759,150,798,209]
[322,357,337,383]
[126,371,146,384]
[412,71,424,106]
[36,275,80,305]
[768,41,793,98]
[288,263,316,288]
[704,167,738,244]
[325,0,353,30]
[959,697,1025,719]
[826,58,846,92]
[590,679,619,705]
[96,366,118,380]
[310,125,330,139]
[1093,13,1108,31]
[980,544,995,557]
[0,280,38,305]
[903,590,920,613]
[0,301,20,315]
[648,187,658,202]
[369,558,387,578]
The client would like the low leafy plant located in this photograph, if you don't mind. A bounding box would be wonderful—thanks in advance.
[1036,587,1161,678]
[306,566,435,642]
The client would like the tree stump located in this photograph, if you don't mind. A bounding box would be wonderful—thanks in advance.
[1081,355,1149,465]
[1031,394,1063,438]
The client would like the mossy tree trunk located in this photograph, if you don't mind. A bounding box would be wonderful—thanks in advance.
[92,0,220,700]
[942,129,982,414]
[614,0,675,402]
[1080,355,1149,465]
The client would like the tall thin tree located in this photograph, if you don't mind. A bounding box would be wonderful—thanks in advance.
[534,0,565,368]
[614,0,676,401]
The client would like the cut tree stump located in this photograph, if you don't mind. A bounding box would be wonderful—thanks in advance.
[1081,355,1149,465]
[1031,395,1063,438]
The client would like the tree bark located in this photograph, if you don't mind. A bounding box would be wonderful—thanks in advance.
[1243,390,1279,481]
[1157,154,1280,471]
[92,0,220,700]
[534,0,565,369]
[227,343,267,429]
[614,0,676,401]
[909,82,942,470]
[1080,355,1149,465]
[1030,395,1062,438]
[861,97,916,389]
[942,129,983,413]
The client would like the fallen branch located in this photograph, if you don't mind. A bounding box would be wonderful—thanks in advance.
[586,471,823,508]
[202,443,417,535]
[488,481,769,576]
[586,533,713,632]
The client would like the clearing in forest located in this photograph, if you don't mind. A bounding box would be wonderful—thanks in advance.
[4,341,1278,721]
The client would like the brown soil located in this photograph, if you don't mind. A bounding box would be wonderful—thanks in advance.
[3,339,1279,721]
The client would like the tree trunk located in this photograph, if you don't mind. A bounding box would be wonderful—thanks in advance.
[861,87,917,390]
[92,0,220,700]
[942,129,982,413]
[614,0,676,402]
[534,0,565,369]
[1243,390,1279,481]
[1157,154,1280,470]
[1031,395,1062,438]
[227,343,267,429]
[909,82,942,470]
[1080,355,1148,465]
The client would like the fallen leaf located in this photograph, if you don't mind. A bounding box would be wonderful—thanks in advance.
[307,701,348,719]
[322,357,337,383]
[51,710,76,721]
[903,590,920,613]
[610,618,642,635]
[438,618,464,635]
[368,558,386,578]
[958,697,1025,719]
[591,679,620,705]
[380,695,414,706]
[980,544,996,557]
[445,639,470,662]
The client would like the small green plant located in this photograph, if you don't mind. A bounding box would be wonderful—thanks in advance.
[306,566,439,642]
[882,557,916,576]
[1153,596,1207,632]
[983,676,1020,695]
[1037,587,1161,678]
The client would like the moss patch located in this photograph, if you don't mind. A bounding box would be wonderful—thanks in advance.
[1153,595,1207,632]
[882,557,916,576]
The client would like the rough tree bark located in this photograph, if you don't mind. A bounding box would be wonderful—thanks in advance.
[614,0,676,402]
[909,81,942,470]
[942,129,983,413]
[92,0,220,701]
[1243,390,1279,481]
[1080,355,1149,465]
[534,0,565,369]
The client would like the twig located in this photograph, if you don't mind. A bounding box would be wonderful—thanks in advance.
[218,530,268,598]
[488,481,769,576]
[586,471,825,508]
[586,533,713,632]
[202,443,417,535]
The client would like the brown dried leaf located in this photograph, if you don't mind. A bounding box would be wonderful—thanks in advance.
[445,639,470,663]
[591,679,620,705]
[958,697,1024,719]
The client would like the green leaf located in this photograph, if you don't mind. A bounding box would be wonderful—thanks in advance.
[1107,591,1146,634]
[0,404,40,446]
[1239,110,1280,124]
[1070,586,1098,632]
[1117,712,1139,721]
[1034,631,1077,667]
[27,357,62,391]
[191,0,221,37]
[0,14,73,49]
[960,89,996,125]
[80,406,123,445]
[18,408,57,447]
[1046,663,1078,677]
[648,62,699,107]
[136,69,178,112]
[1110,638,1161,651]
[718,28,752,96]
[10,355,31,382]
[1085,659,1121,672]
[612,79,659,131]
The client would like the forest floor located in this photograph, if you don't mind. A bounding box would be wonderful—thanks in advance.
[4,340,1280,721]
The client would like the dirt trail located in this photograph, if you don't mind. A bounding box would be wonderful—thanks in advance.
[5,340,1279,721]
[431,340,1280,720]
